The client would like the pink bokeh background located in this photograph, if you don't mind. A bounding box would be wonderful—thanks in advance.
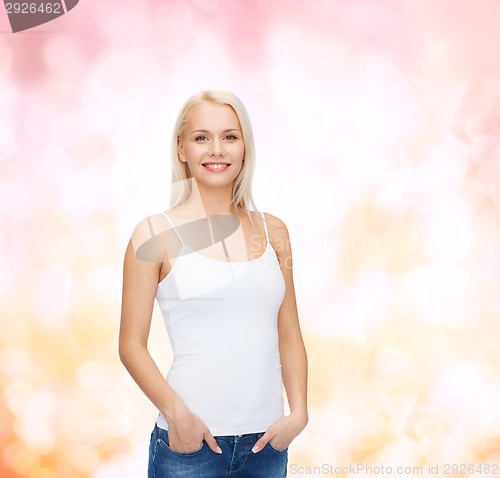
[2,0,500,476]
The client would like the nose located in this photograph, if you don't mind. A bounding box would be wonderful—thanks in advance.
[209,139,224,157]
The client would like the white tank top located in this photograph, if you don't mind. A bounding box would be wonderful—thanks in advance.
[155,211,286,436]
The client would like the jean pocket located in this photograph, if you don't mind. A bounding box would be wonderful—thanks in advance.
[267,440,288,453]
[157,428,205,456]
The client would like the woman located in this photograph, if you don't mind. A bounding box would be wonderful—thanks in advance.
[119,90,308,477]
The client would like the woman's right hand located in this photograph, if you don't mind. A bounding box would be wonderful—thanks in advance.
[166,398,222,454]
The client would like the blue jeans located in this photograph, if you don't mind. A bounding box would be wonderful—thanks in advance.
[148,424,288,477]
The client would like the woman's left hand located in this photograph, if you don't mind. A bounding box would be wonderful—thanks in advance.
[251,411,308,453]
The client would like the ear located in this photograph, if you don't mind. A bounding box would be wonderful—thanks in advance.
[177,137,186,163]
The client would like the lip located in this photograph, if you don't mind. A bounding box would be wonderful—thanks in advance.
[202,162,231,172]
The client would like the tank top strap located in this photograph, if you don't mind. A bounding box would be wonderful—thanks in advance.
[259,211,270,244]
[161,212,186,247]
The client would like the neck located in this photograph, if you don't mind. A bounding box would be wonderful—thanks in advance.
[183,179,242,217]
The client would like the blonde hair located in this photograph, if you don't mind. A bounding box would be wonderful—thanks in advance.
[170,90,258,214]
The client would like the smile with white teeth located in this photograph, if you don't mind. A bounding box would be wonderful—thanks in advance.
[203,163,230,169]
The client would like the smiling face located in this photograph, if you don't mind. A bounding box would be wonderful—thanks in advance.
[178,101,245,190]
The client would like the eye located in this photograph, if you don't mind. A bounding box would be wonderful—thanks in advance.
[224,135,238,140]
[194,136,208,141]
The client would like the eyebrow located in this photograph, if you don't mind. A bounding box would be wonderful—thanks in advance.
[190,129,241,134]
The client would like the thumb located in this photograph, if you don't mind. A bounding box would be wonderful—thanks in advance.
[251,433,271,454]
[204,430,223,454]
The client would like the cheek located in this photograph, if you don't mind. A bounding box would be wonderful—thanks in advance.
[231,144,245,160]
[184,144,204,159]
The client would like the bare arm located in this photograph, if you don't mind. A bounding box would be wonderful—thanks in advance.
[252,213,308,452]
[274,217,308,420]
[118,218,222,453]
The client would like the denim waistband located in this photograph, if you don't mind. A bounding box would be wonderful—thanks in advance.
[153,423,265,441]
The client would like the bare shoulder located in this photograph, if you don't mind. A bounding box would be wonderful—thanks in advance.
[131,212,170,236]
[129,213,171,264]
[261,212,292,263]
[262,212,289,237]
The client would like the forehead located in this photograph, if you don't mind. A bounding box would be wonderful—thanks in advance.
[187,102,240,129]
